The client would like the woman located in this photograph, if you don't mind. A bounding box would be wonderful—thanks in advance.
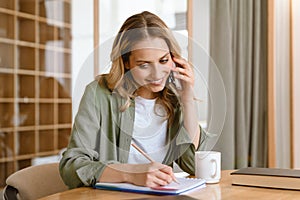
[59,11,207,189]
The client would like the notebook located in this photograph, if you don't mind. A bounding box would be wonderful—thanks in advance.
[94,177,206,195]
[231,167,300,190]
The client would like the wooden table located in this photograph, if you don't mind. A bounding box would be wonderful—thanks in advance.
[39,170,300,200]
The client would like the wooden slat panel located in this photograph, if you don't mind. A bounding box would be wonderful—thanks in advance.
[94,0,99,76]
[268,0,276,167]
[289,0,294,168]
[187,0,193,62]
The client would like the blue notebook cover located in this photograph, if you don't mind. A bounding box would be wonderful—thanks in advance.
[94,177,206,195]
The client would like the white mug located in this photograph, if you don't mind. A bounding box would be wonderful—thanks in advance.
[195,151,221,183]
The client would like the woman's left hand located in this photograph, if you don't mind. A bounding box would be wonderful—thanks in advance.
[172,57,195,102]
[171,57,200,149]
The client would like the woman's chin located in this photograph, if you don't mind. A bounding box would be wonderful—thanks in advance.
[148,84,165,93]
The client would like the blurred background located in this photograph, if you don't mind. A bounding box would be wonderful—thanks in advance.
[0,0,299,190]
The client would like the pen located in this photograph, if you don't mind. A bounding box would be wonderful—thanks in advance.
[131,143,180,184]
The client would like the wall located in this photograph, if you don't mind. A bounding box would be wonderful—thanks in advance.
[292,0,300,169]
[274,0,291,168]
[191,0,210,126]
[71,0,94,118]
[191,0,297,168]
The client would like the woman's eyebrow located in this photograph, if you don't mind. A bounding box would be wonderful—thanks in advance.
[135,60,151,64]
[135,52,170,64]
[160,52,170,59]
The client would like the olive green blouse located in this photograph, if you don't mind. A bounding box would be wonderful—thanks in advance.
[59,79,207,189]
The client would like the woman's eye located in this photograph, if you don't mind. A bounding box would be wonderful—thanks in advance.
[138,63,148,69]
[160,59,169,64]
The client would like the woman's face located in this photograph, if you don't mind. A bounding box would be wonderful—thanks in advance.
[128,37,173,99]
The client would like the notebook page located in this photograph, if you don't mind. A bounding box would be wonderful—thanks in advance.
[95,177,206,195]
[151,178,205,192]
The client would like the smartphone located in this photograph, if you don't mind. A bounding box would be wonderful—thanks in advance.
[170,55,183,90]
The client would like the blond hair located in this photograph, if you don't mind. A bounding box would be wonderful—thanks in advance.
[99,11,182,125]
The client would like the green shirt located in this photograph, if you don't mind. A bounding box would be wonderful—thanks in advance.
[59,80,207,189]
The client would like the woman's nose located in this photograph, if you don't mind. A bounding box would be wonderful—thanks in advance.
[151,63,168,78]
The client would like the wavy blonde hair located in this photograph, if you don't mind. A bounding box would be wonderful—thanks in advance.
[99,11,182,125]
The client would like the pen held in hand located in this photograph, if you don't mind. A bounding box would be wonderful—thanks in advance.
[131,143,154,162]
[130,143,180,184]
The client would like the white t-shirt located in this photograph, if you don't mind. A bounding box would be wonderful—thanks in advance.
[127,96,169,164]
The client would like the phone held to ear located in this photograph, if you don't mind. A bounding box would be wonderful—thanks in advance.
[169,53,183,90]
[170,63,183,90]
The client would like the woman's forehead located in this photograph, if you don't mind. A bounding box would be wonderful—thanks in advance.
[131,37,169,52]
[130,48,170,62]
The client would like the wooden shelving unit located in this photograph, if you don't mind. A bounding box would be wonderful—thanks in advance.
[0,0,72,187]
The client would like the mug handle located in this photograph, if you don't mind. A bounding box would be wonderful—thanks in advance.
[210,159,217,178]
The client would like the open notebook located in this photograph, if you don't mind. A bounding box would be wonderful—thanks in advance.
[94,177,206,195]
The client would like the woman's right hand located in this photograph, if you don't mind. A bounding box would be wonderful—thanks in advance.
[99,162,176,187]
[125,162,175,187]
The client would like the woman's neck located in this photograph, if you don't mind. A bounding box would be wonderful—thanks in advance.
[136,88,159,99]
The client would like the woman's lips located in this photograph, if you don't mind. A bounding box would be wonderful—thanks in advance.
[147,78,164,85]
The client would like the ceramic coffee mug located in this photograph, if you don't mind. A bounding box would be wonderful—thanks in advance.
[195,151,221,183]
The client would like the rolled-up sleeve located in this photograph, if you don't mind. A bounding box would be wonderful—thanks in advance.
[175,125,208,175]
[59,81,117,189]
[59,147,119,188]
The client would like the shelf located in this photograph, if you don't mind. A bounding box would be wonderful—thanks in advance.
[0,98,14,103]
[39,129,54,152]
[58,103,71,124]
[0,1,14,10]
[55,27,71,49]
[0,98,72,104]
[18,103,35,126]
[0,131,14,158]
[0,103,14,128]
[39,0,71,24]
[0,37,71,53]
[0,123,72,133]
[0,43,14,69]
[56,51,71,73]
[0,157,15,163]
[58,128,71,149]
[39,48,55,72]
[36,150,60,157]
[38,0,46,18]
[17,16,35,43]
[17,130,35,155]
[39,21,55,45]
[0,7,71,28]
[39,76,54,98]
[18,74,35,98]
[0,67,72,79]
[18,0,36,15]
[58,77,71,98]
[39,103,54,125]
[59,1,71,24]
[17,45,36,70]
[0,12,14,39]
[0,73,14,98]
[0,161,14,187]
[0,0,72,188]
[17,159,31,170]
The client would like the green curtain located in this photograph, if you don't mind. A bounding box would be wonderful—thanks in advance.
[208,0,268,169]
